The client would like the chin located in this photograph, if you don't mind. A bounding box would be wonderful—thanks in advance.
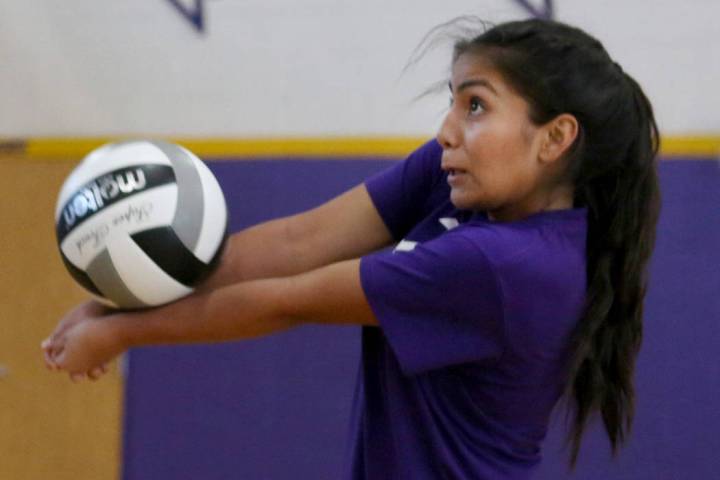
[450,191,484,211]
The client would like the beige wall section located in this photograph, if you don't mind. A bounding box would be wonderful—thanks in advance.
[0,156,122,480]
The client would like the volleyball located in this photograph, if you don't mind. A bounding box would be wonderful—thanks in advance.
[54,140,228,309]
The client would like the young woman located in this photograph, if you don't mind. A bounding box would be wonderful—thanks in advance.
[43,18,660,479]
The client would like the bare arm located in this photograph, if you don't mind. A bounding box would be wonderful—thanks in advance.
[42,182,391,376]
[201,184,393,289]
[127,259,375,346]
[44,183,393,378]
[47,259,377,375]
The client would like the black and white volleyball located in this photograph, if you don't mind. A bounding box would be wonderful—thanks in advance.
[55,140,228,309]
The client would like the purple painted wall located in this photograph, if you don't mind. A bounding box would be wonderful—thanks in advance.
[123,158,720,480]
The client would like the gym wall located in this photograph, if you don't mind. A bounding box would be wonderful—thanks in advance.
[1,0,719,138]
[1,1,717,480]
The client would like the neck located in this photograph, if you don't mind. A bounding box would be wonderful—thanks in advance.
[488,184,575,222]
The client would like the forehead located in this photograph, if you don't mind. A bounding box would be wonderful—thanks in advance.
[450,53,510,95]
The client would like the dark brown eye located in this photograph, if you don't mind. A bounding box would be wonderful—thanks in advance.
[469,97,485,115]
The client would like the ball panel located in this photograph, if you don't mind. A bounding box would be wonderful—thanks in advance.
[105,234,192,307]
[131,226,214,287]
[60,249,104,297]
[60,184,179,270]
[55,142,172,219]
[188,152,229,263]
[86,248,150,310]
[150,140,205,252]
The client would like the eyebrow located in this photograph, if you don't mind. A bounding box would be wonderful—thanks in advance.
[448,78,499,96]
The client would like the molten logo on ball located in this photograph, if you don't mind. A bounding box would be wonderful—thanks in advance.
[63,168,146,225]
[57,164,175,242]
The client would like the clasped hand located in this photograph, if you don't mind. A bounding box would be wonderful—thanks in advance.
[41,301,126,382]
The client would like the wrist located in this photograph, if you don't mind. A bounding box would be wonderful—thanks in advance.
[106,312,137,352]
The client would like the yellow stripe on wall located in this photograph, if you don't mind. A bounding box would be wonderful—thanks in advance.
[660,136,720,157]
[3,137,428,160]
[1,135,719,160]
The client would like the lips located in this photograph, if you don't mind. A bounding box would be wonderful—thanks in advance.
[443,164,466,175]
[442,163,465,173]
[441,156,467,185]
[446,168,467,186]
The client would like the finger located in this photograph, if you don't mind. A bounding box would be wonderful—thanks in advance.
[42,348,58,371]
[49,338,66,362]
[49,345,60,362]
[44,342,64,371]
[52,347,67,372]
[87,367,104,381]
[50,329,65,345]
[51,343,65,361]
[70,372,85,383]
[41,339,57,370]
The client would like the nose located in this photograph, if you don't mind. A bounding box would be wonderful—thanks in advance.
[436,111,460,150]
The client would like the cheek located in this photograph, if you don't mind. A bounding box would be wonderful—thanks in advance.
[497,121,535,158]
[467,117,527,154]
[465,122,527,177]
[463,123,538,198]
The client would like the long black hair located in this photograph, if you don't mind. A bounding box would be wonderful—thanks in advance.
[451,19,661,467]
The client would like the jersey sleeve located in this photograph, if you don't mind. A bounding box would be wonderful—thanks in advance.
[359,229,506,375]
[364,139,444,241]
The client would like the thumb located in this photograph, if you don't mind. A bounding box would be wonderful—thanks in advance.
[52,346,67,370]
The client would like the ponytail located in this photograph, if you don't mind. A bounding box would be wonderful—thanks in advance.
[566,73,661,466]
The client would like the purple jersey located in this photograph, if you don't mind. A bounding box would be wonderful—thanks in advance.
[348,140,588,479]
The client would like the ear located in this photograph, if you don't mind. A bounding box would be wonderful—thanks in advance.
[538,114,579,164]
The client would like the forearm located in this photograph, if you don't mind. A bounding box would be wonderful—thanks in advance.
[116,278,295,348]
[200,216,309,291]
[200,185,393,292]
[45,259,375,375]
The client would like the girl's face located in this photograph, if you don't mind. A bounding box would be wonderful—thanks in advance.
[438,53,567,221]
